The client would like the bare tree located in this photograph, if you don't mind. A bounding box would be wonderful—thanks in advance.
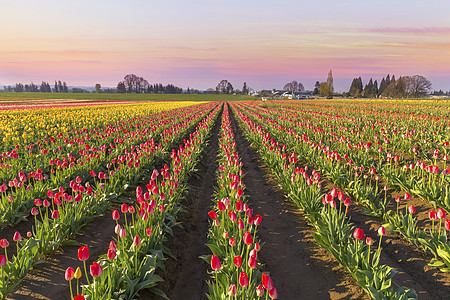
[216,80,234,94]
[283,80,305,93]
[405,75,432,98]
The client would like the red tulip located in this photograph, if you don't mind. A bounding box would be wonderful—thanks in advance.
[90,262,102,277]
[366,237,374,246]
[227,284,236,296]
[109,241,117,251]
[269,287,278,299]
[119,228,126,238]
[73,296,85,300]
[395,196,401,203]
[0,255,6,266]
[404,192,411,200]
[243,231,253,245]
[408,205,416,214]
[256,284,264,297]
[211,255,221,271]
[344,198,351,207]
[146,228,153,236]
[236,201,243,212]
[238,219,245,230]
[107,249,116,260]
[31,207,39,216]
[208,210,218,219]
[253,215,262,226]
[235,188,243,199]
[112,210,120,220]
[13,232,22,242]
[239,271,249,287]
[262,273,273,290]
[217,201,226,211]
[234,256,242,267]
[229,238,236,247]
[51,210,59,219]
[378,226,386,236]
[437,208,446,219]
[445,219,450,231]
[229,210,237,222]
[133,235,141,246]
[65,267,75,281]
[248,253,257,269]
[90,170,96,177]
[353,228,364,240]
[43,199,50,207]
[78,246,89,261]
[429,210,438,220]
[121,203,128,213]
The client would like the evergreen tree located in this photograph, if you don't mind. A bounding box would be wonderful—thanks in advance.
[54,81,59,92]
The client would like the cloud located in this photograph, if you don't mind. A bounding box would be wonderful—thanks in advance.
[366,27,450,34]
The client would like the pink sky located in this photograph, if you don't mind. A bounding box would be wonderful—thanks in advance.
[1,0,449,92]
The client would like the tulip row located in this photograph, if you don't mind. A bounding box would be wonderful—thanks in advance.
[203,104,277,299]
[0,103,219,298]
[64,104,222,299]
[0,103,209,227]
[250,102,450,272]
[242,102,450,273]
[267,102,450,213]
[231,103,418,300]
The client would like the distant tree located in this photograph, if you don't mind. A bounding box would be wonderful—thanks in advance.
[313,81,320,95]
[54,81,59,93]
[283,80,305,94]
[242,82,249,95]
[348,77,363,97]
[95,83,102,93]
[58,81,63,93]
[63,82,69,93]
[405,75,432,98]
[326,69,334,97]
[117,82,126,93]
[216,80,233,94]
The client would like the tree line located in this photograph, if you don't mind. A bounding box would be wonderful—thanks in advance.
[116,74,183,94]
[346,74,432,98]
[1,80,73,93]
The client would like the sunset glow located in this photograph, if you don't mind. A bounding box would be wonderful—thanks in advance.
[1,0,449,91]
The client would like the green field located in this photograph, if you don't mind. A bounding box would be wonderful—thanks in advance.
[0,92,255,102]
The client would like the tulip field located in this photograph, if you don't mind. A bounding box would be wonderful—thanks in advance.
[0,99,450,299]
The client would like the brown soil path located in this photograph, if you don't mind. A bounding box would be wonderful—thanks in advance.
[229,106,369,300]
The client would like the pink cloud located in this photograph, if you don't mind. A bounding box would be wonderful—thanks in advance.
[367,27,450,34]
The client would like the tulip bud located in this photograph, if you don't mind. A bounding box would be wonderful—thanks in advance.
[78,246,89,261]
[429,210,438,220]
[269,287,278,299]
[437,208,446,219]
[229,238,236,247]
[65,267,75,281]
[74,267,82,279]
[211,255,221,271]
[107,249,116,260]
[445,219,450,231]
[119,228,127,238]
[234,256,242,267]
[262,273,273,290]
[112,210,120,220]
[90,262,103,277]
[13,232,22,242]
[0,255,5,266]
[239,271,249,287]
[353,228,364,240]
[243,231,253,245]
[408,205,416,214]
[256,284,264,297]
[366,237,374,246]
[378,226,386,236]
[227,284,236,297]
[109,241,117,251]
[146,228,153,236]
[133,235,141,246]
